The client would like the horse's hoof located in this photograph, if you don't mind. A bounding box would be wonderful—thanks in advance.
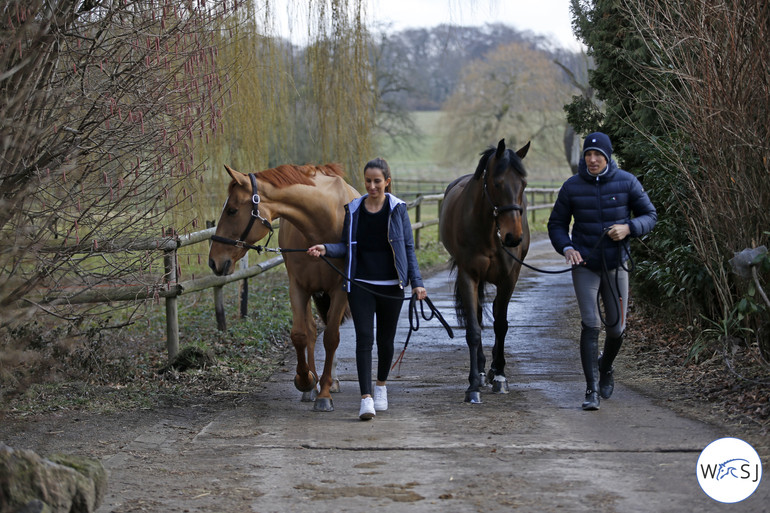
[464,391,482,404]
[478,373,488,387]
[492,377,509,394]
[294,371,318,392]
[329,379,341,394]
[313,397,334,412]
[301,389,318,402]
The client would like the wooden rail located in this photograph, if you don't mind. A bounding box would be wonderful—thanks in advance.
[31,187,558,360]
[404,189,559,248]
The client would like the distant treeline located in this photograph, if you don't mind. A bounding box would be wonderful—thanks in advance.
[371,23,586,111]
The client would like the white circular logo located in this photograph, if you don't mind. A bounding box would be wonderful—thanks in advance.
[696,437,762,503]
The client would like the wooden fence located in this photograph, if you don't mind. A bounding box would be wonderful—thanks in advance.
[407,187,559,247]
[34,187,558,360]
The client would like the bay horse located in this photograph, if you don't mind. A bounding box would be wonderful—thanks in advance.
[208,163,359,411]
[439,139,530,403]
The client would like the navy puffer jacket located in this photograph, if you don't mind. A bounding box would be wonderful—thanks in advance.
[548,159,657,271]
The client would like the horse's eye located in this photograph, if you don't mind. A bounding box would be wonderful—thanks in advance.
[226,207,237,216]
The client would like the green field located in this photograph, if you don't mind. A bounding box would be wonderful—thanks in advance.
[378,111,573,188]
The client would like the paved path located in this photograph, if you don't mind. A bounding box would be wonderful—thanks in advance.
[89,236,767,512]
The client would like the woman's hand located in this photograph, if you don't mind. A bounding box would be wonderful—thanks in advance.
[307,244,326,257]
[565,248,583,266]
[412,286,427,301]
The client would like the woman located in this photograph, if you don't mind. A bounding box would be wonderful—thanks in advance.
[307,157,427,420]
[548,132,657,410]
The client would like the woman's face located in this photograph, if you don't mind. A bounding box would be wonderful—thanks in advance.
[364,166,390,199]
[584,150,608,175]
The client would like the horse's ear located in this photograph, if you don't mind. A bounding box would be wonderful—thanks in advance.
[473,150,490,180]
[516,141,531,160]
[495,139,506,159]
[224,164,248,186]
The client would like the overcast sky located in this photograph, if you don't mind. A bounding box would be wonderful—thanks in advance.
[370,0,582,50]
[274,0,583,51]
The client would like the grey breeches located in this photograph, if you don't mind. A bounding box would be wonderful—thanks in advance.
[571,265,628,338]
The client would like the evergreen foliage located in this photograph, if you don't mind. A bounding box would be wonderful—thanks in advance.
[567,0,770,357]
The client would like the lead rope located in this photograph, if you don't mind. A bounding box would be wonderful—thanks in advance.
[255,245,455,365]
[597,239,635,329]
[391,293,454,373]
[499,228,632,329]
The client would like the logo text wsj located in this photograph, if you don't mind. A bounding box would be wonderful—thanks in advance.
[699,459,760,482]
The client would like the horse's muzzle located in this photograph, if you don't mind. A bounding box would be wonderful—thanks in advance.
[503,233,522,248]
[209,258,231,276]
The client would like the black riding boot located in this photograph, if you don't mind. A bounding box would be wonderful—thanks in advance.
[598,333,624,399]
[580,325,601,410]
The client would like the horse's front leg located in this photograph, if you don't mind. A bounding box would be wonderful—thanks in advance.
[466,320,486,403]
[313,290,348,412]
[457,273,484,403]
[475,295,487,385]
[289,288,318,396]
[489,284,514,394]
[299,304,320,402]
[329,353,341,394]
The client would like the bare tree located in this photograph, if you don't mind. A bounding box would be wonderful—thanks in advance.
[0,0,237,325]
[369,29,421,155]
[621,0,770,353]
[303,0,374,191]
[555,53,595,174]
[440,41,574,173]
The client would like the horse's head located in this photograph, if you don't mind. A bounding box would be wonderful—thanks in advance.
[208,165,276,276]
[474,138,530,248]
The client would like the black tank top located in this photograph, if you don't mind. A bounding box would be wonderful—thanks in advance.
[356,202,397,281]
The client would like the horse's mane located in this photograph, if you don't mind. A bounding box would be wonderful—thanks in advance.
[255,163,346,189]
[473,147,527,180]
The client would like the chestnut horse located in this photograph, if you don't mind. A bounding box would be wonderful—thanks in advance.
[208,163,359,411]
[439,139,530,404]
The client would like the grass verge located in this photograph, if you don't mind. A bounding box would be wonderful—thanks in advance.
[0,269,293,416]
[0,239,453,417]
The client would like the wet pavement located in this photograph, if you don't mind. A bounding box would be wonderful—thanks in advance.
[82,235,769,512]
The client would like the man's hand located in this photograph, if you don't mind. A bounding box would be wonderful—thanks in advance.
[607,224,630,241]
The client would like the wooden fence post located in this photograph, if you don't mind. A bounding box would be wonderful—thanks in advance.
[207,220,227,331]
[529,191,536,224]
[214,286,226,331]
[239,252,249,318]
[163,230,179,360]
[414,195,422,250]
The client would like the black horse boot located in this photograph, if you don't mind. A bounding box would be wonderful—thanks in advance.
[580,325,601,410]
[598,333,624,399]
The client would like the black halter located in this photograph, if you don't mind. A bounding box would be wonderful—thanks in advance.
[210,173,274,252]
[482,168,523,218]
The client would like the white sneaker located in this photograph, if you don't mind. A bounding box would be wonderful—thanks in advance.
[358,397,375,420]
[373,385,388,411]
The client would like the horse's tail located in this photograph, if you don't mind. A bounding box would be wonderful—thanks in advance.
[450,260,486,329]
[475,281,487,328]
[311,291,351,326]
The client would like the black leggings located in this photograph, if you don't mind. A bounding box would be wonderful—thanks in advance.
[348,283,405,396]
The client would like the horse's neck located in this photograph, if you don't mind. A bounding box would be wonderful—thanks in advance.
[465,180,497,234]
[260,179,346,241]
